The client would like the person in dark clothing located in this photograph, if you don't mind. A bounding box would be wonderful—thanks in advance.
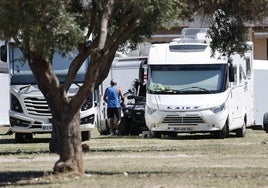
[103,79,124,136]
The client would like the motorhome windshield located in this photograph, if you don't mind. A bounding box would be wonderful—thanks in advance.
[148,64,227,94]
[9,44,88,84]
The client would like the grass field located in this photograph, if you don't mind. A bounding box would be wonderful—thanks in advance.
[0,127,268,188]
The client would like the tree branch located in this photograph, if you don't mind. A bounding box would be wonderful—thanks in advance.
[105,10,142,51]
[86,0,98,40]
[63,44,91,92]
[98,0,115,49]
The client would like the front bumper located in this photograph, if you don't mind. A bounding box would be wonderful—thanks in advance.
[145,109,227,133]
[9,111,95,133]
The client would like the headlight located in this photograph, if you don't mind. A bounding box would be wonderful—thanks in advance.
[146,105,156,115]
[11,94,23,112]
[81,96,93,111]
[124,108,130,114]
[80,114,95,124]
[210,103,225,114]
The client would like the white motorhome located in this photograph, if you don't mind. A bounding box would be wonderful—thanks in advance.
[145,28,254,138]
[0,41,96,142]
[96,56,148,135]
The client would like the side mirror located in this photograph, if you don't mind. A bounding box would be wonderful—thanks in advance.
[229,66,235,82]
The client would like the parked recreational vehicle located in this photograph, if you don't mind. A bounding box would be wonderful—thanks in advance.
[96,56,148,135]
[145,28,254,138]
[0,41,96,142]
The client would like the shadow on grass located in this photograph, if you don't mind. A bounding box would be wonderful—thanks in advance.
[0,137,51,144]
[85,170,178,176]
[93,132,237,140]
[0,171,53,187]
[93,135,141,140]
[0,137,51,155]
[0,149,50,156]
[167,133,236,140]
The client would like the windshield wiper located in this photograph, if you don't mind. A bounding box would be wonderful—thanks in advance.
[150,88,182,94]
[180,86,211,93]
[163,89,183,94]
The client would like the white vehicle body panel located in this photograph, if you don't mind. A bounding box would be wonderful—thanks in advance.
[0,62,8,73]
[253,60,268,126]
[0,73,9,126]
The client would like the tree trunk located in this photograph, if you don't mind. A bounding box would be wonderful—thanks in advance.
[49,108,84,174]
[28,55,86,174]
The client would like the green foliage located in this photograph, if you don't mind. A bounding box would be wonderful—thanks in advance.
[208,9,249,57]
[188,0,268,21]
[0,0,187,58]
[0,0,267,59]
[0,0,84,58]
[186,0,268,57]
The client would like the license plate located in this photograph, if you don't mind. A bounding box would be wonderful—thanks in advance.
[42,125,52,131]
[174,127,193,132]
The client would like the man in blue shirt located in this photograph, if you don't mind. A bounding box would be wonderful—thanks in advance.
[103,79,125,136]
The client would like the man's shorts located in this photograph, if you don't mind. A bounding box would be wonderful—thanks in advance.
[107,107,121,119]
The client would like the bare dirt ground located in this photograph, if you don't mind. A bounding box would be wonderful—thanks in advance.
[0,127,268,188]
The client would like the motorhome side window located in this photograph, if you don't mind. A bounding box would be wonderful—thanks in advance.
[239,66,246,84]
[9,44,29,75]
[0,45,7,62]
[246,57,251,78]
[233,66,237,85]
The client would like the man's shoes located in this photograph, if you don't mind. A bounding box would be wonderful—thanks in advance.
[115,129,120,136]
[109,130,115,136]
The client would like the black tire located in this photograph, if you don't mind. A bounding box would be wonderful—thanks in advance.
[15,133,33,143]
[25,133,33,140]
[263,113,268,133]
[119,117,129,135]
[214,122,228,139]
[81,131,91,142]
[150,131,162,138]
[128,122,142,136]
[167,132,177,138]
[99,119,110,135]
[236,121,246,137]
[15,133,24,143]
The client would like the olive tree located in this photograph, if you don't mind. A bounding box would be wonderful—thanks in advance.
[0,0,184,174]
[0,0,267,175]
